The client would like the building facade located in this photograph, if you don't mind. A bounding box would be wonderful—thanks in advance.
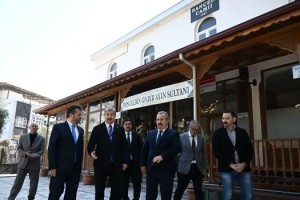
[0,82,53,142]
[36,0,300,197]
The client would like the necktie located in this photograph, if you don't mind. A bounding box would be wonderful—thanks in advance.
[127,133,130,144]
[108,125,113,142]
[71,124,76,143]
[157,130,163,145]
[192,136,196,160]
[71,124,77,162]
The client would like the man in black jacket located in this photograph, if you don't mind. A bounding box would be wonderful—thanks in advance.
[121,118,142,200]
[87,106,129,200]
[141,111,181,200]
[212,110,253,200]
[48,105,84,200]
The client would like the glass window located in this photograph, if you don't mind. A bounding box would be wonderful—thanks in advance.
[264,65,300,139]
[15,116,27,128]
[56,110,65,123]
[197,17,217,41]
[31,115,44,127]
[143,45,155,64]
[109,63,117,79]
[173,98,193,133]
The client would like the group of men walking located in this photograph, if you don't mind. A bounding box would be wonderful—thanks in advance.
[8,104,253,200]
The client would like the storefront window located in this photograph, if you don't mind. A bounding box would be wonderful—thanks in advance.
[173,98,193,133]
[264,65,300,139]
[200,77,250,141]
[56,110,65,123]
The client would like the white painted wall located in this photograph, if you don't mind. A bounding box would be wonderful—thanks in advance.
[93,0,290,82]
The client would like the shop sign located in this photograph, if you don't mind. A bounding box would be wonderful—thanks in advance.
[292,65,300,79]
[121,80,194,111]
[200,75,216,93]
[191,0,219,23]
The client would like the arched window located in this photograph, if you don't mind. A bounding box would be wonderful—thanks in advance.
[143,45,155,64]
[197,17,217,41]
[109,63,117,79]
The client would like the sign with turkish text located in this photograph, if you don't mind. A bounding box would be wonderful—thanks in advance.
[200,75,216,93]
[191,0,219,23]
[121,80,194,111]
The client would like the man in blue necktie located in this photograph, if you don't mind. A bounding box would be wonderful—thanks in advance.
[48,105,84,200]
[87,107,129,200]
[141,111,181,200]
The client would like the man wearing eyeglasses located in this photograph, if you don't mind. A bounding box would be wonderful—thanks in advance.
[174,120,206,200]
[8,123,45,200]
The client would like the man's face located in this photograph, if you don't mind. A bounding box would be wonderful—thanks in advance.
[123,121,132,132]
[104,110,115,124]
[189,123,200,137]
[29,123,38,134]
[71,109,82,124]
[156,114,169,130]
[222,113,236,128]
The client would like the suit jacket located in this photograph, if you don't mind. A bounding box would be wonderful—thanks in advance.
[141,128,181,173]
[212,127,253,172]
[17,133,45,170]
[177,132,205,174]
[128,131,142,168]
[48,121,84,172]
[87,122,129,170]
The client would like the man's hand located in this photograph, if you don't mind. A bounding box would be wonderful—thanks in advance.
[91,151,98,160]
[122,164,128,170]
[141,166,147,174]
[48,169,56,177]
[235,163,247,172]
[152,155,163,164]
[229,163,238,171]
[25,151,35,158]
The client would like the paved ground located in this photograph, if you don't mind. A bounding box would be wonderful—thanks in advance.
[0,174,189,200]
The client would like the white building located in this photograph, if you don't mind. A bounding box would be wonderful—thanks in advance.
[0,82,54,141]
[92,0,291,82]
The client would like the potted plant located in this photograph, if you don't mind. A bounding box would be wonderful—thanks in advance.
[82,156,94,185]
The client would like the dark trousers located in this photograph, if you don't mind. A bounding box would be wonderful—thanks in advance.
[48,164,81,200]
[94,162,123,200]
[8,167,40,200]
[173,164,203,200]
[146,169,175,200]
[122,161,142,200]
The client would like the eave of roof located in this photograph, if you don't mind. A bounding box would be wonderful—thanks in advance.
[0,82,54,104]
[35,1,300,114]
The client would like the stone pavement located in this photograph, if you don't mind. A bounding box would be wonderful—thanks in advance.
[0,174,189,200]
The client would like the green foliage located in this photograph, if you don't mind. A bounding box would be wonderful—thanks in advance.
[0,107,9,133]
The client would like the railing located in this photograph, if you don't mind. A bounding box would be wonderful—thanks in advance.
[204,138,300,192]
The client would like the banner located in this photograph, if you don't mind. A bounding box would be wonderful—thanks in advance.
[121,80,193,111]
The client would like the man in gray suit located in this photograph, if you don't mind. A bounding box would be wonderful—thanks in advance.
[173,120,205,200]
[8,123,45,200]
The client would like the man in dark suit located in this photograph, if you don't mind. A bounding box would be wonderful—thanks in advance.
[121,118,142,200]
[48,105,84,200]
[8,123,45,200]
[87,106,129,200]
[174,120,205,200]
[141,111,181,200]
[212,110,253,200]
